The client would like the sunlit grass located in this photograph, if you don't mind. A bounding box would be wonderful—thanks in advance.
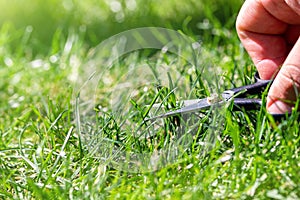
[1,0,300,199]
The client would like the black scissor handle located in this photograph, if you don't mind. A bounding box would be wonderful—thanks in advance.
[226,73,294,121]
[223,73,272,97]
[232,98,294,122]
[232,98,262,110]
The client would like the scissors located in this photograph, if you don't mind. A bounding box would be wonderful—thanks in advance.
[148,73,288,121]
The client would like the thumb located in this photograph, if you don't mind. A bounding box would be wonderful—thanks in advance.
[267,36,300,114]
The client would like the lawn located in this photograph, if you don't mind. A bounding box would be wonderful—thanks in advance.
[1,0,300,199]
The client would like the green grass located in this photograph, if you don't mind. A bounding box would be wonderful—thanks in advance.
[1,0,300,199]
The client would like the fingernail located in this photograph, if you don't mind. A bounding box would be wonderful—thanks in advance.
[267,100,292,114]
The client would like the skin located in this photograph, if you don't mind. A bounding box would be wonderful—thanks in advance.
[236,0,300,114]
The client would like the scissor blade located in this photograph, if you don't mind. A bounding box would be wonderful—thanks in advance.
[150,99,204,109]
[148,98,212,120]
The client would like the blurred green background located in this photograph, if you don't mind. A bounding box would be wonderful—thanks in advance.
[0,0,243,55]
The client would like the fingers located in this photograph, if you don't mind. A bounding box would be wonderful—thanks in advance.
[237,0,300,33]
[236,0,300,114]
[236,0,287,34]
[236,0,289,80]
[236,26,300,80]
[267,36,300,114]
[262,0,300,24]
[236,30,287,80]
[285,0,300,16]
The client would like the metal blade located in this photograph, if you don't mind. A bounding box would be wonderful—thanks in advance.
[147,98,212,120]
[150,99,205,109]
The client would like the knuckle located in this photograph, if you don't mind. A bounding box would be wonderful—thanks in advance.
[285,0,300,15]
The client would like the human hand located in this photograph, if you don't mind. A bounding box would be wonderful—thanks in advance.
[236,0,300,114]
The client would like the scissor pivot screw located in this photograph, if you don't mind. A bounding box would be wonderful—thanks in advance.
[207,93,222,104]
